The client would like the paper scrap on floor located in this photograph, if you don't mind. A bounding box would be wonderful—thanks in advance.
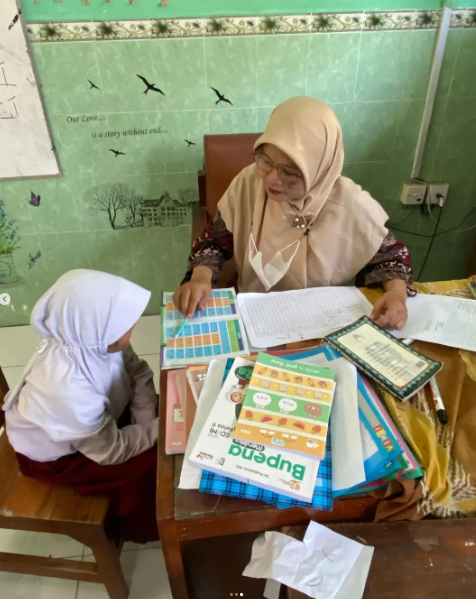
[244,521,374,599]
[392,293,476,352]
[237,287,373,348]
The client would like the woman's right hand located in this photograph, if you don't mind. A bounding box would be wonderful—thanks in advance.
[173,267,213,318]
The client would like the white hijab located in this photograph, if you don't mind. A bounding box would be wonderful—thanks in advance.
[3,270,151,440]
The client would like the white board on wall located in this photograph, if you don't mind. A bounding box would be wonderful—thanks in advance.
[0,0,60,180]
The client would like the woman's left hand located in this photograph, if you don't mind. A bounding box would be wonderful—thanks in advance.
[370,283,408,329]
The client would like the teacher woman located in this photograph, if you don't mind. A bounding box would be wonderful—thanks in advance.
[174,97,412,329]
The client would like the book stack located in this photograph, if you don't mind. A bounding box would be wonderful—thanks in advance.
[189,353,336,503]
[177,346,422,510]
[169,317,430,510]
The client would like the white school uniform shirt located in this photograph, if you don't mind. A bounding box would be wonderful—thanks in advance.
[3,270,158,465]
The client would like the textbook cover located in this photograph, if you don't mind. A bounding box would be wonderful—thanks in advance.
[189,357,320,501]
[233,353,336,459]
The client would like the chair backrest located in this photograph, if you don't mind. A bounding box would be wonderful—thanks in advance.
[201,133,261,216]
[0,366,9,428]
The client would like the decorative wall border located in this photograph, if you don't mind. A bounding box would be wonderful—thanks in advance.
[27,9,476,42]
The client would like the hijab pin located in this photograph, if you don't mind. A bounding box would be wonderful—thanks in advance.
[292,213,307,230]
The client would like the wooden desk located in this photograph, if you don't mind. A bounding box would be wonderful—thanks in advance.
[284,519,476,599]
[156,350,379,599]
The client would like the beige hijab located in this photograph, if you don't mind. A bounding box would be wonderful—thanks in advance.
[218,96,389,293]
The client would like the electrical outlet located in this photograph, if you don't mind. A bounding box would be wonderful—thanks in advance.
[428,182,449,205]
[400,182,427,205]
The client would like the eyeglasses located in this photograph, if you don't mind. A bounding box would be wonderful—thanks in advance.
[254,152,303,188]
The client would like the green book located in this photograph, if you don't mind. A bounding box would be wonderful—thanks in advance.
[326,316,443,401]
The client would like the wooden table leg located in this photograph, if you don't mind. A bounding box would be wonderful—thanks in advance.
[159,519,190,599]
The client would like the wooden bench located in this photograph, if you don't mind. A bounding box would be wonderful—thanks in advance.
[283,520,476,599]
[0,365,129,599]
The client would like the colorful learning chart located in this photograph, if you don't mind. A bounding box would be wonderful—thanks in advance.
[234,353,336,459]
[160,289,249,369]
[163,289,238,320]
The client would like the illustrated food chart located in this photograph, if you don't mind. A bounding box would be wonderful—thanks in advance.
[163,290,237,321]
[234,365,335,459]
[251,366,334,398]
[164,319,245,362]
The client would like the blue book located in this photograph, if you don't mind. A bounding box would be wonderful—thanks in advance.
[283,347,405,498]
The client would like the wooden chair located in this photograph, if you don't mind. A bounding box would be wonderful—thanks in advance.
[0,365,129,599]
[194,133,261,287]
[197,132,261,219]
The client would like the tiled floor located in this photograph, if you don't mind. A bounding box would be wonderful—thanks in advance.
[0,316,173,599]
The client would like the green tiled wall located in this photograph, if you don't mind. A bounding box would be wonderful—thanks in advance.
[1,28,475,325]
[21,0,448,23]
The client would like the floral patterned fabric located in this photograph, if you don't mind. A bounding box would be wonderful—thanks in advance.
[183,210,413,288]
[362,280,476,521]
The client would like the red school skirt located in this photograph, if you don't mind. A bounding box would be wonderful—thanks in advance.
[16,446,159,544]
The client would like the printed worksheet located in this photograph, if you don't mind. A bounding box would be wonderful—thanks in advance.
[237,287,374,348]
[394,293,476,352]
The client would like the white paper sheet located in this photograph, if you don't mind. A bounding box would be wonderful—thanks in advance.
[392,294,476,352]
[178,359,227,490]
[263,547,374,599]
[243,522,373,599]
[294,355,365,492]
[237,287,373,349]
[332,546,374,599]
[0,0,60,179]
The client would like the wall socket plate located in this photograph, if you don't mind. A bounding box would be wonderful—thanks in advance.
[400,182,427,205]
[428,182,449,205]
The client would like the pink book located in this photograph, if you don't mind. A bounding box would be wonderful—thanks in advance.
[165,370,187,455]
